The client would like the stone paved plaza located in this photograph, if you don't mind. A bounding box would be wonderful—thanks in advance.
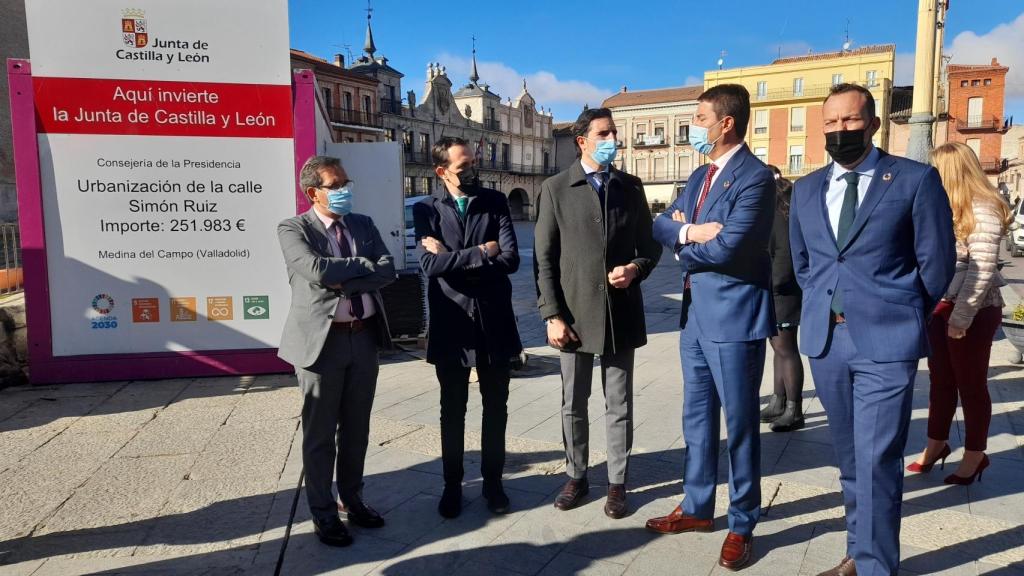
[0,223,1022,575]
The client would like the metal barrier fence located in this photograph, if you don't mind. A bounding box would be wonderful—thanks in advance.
[1,223,23,296]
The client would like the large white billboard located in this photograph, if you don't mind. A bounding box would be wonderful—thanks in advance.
[25,0,294,356]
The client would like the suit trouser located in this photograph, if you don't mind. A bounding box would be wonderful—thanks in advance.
[436,358,510,487]
[811,322,916,576]
[560,347,635,484]
[679,324,764,536]
[296,326,379,523]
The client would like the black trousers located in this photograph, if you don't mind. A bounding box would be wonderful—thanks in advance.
[436,355,510,487]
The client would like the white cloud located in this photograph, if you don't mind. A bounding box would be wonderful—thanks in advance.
[421,52,614,112]
[947,11,1024,97]
[894,52,915,85]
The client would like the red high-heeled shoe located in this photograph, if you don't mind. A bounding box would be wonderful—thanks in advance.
[906,443,951,473]
[944,454,990,485]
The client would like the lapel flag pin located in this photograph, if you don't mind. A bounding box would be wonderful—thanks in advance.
[882,172,893,181]
[723,180,732,189]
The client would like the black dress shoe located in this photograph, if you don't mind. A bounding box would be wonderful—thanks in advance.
[313,516,352,547]
[770,401,805,432]
[483,481,510,515]
[343,497,385,529]
[553,477,589,511]
[438,485,462,518]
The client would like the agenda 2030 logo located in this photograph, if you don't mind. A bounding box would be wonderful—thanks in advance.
[121,8,148,48]
[91,293,119,330]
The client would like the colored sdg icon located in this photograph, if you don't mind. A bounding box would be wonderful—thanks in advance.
[170,297,197,322]
[132,298,160,323]
[243,296,269,320]
[206,296,234,321]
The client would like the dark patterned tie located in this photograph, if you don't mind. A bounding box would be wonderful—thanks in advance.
[831,171,860,316]
[589,171,608,206]
[333,221,364,319]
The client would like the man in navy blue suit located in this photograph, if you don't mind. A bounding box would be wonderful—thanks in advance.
[645,84,776,571]
[790,84,955,576]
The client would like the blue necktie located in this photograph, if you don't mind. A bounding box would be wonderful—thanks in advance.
[455,196,468,220]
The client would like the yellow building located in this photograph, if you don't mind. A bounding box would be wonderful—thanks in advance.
[705,45,895,178]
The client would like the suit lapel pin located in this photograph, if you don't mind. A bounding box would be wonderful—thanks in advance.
[882,172,892,181]
[723,180,731,189]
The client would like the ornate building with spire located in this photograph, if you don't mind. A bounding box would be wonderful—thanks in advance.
[340,10,555,220]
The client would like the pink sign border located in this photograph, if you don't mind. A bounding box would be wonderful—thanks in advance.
[7,60,318,384]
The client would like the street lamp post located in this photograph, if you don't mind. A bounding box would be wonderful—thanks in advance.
[907,0,939,163]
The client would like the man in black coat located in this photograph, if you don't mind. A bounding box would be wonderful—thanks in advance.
[535,108,662,518]
[413,136,522,519]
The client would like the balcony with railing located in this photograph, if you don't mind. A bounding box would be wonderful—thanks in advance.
[633,134,669,148]
[753,79,890,103]
[956,116,1010,132]
[328,107,383,128]
[980,158,1009,173]
[509,163,558,176]
[483,118,501,132]
[784,161,827,178]
[380,98,403,115]
[404,150,431,164]
[675,135,690,145]
[641,169,694,183]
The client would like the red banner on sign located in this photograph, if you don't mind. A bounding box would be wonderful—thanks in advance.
[33,77,293,138]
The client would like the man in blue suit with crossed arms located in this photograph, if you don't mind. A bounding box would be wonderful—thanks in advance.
[645,84,775,572]
[790,84,955,576]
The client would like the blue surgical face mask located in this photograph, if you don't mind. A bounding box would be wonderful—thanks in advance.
[690,118,725,155]
[590,139,618,166]
[325,184,353,216]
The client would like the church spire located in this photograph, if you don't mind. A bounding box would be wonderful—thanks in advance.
[363,1,376,58]
[469,35,480,85]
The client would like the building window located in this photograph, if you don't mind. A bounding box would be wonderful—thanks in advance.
[967,96,984,127]
[322,87,332,106]
[790,107,805,132]
[754,110,768,135]
[754,147,767,163]
[832,74,843,86]
[866,70,877,87]
[984,78,992,86]
[363,95,372,112]
[419,133,430,154]
[385,128,396,142]
[677,124,689,144]
[421,177,431,194]
[793,77,803,96]
[971,79,981,87]
[789,145,804,174]
[961,80,969,87]
[635,158,647,178]
[344,92,353,110]
[966,138,981,159]
[757,81,767,99]
[654,124,665,137]
[404,176,414,197]
[403,131,412,151]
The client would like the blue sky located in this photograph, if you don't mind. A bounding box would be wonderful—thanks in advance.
[289,0,1024,123]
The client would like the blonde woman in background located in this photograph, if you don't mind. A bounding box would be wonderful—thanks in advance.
[907,142,1013,485]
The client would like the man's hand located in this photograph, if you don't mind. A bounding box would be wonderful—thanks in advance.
[686,222,723,244]
[483,240,499,258]
[421,236,448,254]
[607,263,639,289]
[947,325,967,340]
[546,316,579,348]
[671,210,687,223]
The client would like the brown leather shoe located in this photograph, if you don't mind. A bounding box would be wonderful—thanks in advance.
[816,556,857,576]
[553,477,589,511]
[645,505,714,534]
[718,532,752,571]
[603,484,627,519]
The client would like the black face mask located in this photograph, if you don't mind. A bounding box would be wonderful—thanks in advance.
[825,129,869,165]
[454,166,479,191]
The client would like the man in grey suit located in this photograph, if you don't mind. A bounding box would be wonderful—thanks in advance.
[536,107,662,518]
[278,155,397,547]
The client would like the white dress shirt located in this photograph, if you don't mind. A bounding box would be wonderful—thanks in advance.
[826,146,880,238]
[314,209,376,321]
[679,142,746,245]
